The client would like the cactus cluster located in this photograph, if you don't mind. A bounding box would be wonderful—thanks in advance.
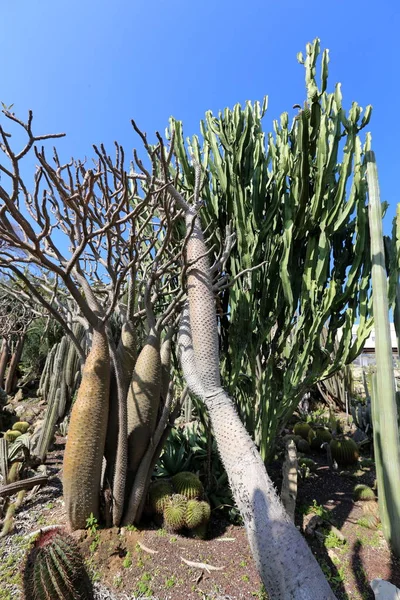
[308,428,332,451]
[147,472,210,537]
[22,529,94,599]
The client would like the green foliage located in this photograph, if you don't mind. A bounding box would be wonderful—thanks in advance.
[22,530,94,599]
[170,38,373,461]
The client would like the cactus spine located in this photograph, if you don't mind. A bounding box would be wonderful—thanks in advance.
[23,530,94,599]
[63,329,110,530]
[366,150,400,555]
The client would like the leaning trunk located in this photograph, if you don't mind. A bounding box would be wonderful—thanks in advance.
[178,204,336,599]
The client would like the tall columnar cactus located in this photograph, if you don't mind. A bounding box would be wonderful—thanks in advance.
[23,529,93,599]
[366,149,400,556]
[63,329,110,530]
[127,329,161,476]
[171,38,373,460]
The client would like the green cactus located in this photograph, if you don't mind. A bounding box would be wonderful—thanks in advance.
[185,499,206,529]
[12,421,30,434]
[191,501,211,539]
[22,529,94,599]
[171,471,204,500]
[4,430,22,442]
[330,437,359,465]
[148,479,173,514]
[308,428,332,450]
[296,438,311,454]
[163,494,188,531]
[298,458,317,472]
[293,422,311,440]
[353,484,376,502]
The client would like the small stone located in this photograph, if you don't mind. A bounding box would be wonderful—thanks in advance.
[13,389,24,403]
[370,578,400,599]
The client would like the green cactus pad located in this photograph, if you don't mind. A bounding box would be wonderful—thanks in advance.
[308,427,332,450]
[171,471,204,500]
[163,494,188,531]
[4,430,22,442]
[353,484,376,502]
[330,437,359,465]
[293,422,311,440]
[148,479,173,514]
[23,530,94,599]
[12,421,30,434]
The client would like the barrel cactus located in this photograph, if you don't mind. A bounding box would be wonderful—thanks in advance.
[353,484,376,502]
[191,500,211,539]
[163,494,188,531]
[12,422,30,434]
[308,427,332,451]
[148,479,174,514]
[185,499,206,529]
[171,471,204,500]
[296,438,311,454]
[330,437,359,465]
[22,529,94,599]
[4,430,22,442]
[293,422,311,440]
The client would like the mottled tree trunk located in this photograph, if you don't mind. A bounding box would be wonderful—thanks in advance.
[0,338,10,390]
[5,334,25,395]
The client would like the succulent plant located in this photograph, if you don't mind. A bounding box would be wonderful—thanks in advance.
[296,438,311,454]
[353,484,376,502]
[22,529,94,599]
[308,428,332,451]
[4,430,22,442]
[171,471,204,500]
[148,479,173,514]
[191,501,211,539]
[293,422,311,440]
[12,422,30,434]
[185,499,206,529]
[298,458,317,472]
[330,437,359,466]
[163,494,188,531]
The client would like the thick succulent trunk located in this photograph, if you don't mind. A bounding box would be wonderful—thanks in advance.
[178,205,336,599]
[5,334,26,395]
[63,329,110,530]
[0,338,9,390]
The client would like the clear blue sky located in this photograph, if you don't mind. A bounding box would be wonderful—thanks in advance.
[1,0,399,232]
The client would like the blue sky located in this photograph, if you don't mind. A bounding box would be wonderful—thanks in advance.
[1,0,399,232]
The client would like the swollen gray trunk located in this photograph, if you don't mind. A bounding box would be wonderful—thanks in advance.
[178,205,336,600]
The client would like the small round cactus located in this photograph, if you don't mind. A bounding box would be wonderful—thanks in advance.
[330,437,359,465]
[148,479,173,514]
[171,472,204,500]
[353,484,376,502]
[163,494,188,531]
[296,438,311,454]
[293,422,311,440]
[191,501,211,539]
[4,430,22,442]
[23,529,93,599]
[308,427,332,450]
[12,421,30,434]
[185,499,206,529]
[298,457,317,472]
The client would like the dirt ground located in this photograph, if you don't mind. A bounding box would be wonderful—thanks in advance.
[1,434,400,599]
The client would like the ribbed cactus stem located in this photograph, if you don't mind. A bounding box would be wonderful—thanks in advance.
[366,150,400,556]
[63,328,110,530]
